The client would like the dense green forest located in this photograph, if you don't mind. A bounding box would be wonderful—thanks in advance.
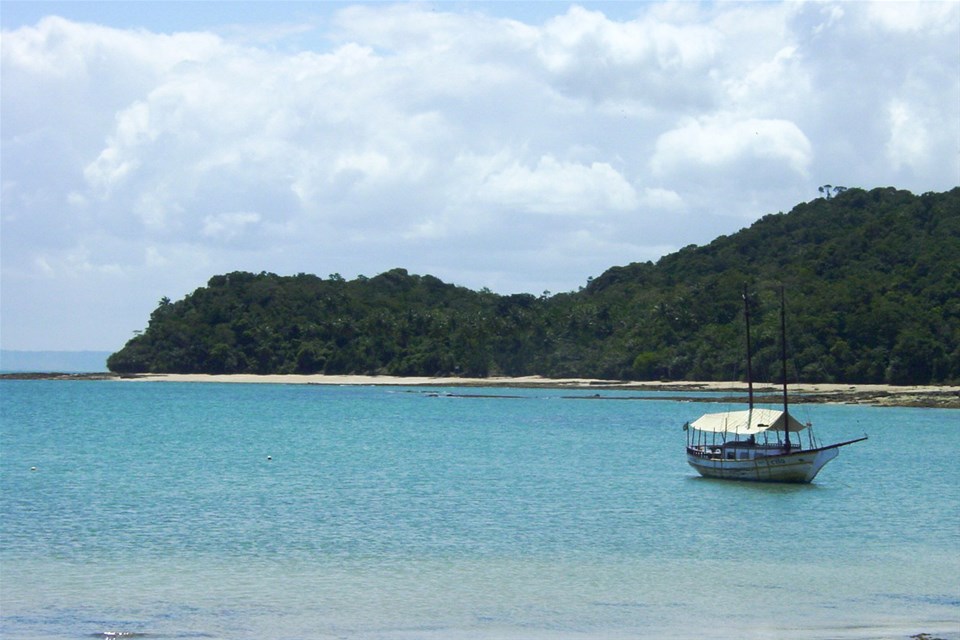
[108,187,960,385]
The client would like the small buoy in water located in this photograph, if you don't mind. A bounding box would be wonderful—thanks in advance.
[266,456,272,461]
[30,466,37,471]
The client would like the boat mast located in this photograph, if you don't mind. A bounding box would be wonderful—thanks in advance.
[743,284,754,411]
[780,285,791,451]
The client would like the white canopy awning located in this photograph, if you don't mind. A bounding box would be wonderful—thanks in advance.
[690,408,807,434]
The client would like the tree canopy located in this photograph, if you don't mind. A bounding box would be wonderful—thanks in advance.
[108,187,960,385]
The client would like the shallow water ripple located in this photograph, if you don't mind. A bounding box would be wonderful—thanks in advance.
[1,381,958,639]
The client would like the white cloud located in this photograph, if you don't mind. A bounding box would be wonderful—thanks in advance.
[651,116,813,177]
[1,2,957,349]
[33,243,125,279]
[202,211,262,242]
[866,2,960,33]
[144,246,168,268]
[535,5,722,109]
[85,145,141,193]
[639,187,683,211]
[0,15,221,77]
[544,5,719,72]
[481,155,638,215]
[134,185,184,233]
[724,45,810,114]
[886,99,931,172]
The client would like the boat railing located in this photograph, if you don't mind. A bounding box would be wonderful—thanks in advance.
[688,443,800,460]
[687,446,721,459]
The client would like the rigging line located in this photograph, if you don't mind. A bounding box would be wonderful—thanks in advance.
[743,282,755,411]
[779,288,819,438]
[779,284,791,451]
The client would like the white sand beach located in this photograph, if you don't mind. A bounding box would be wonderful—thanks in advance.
[119,373,960,407]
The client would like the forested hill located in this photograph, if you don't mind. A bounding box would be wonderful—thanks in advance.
[108,187,960,385]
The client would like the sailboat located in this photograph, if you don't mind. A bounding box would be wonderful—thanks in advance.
[684,286,867,483]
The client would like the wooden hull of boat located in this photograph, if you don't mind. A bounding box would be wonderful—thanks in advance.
[686,446,840,483]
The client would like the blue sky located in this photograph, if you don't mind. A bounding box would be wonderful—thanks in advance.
[2,1,958,351]
[1,2,646,32]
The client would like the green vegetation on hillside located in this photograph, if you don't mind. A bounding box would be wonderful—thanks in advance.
[108,187,960,385]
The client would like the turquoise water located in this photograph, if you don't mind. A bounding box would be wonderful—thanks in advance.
[1,380,957,639]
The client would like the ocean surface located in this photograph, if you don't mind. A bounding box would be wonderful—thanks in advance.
[1,380,957,640]
[0,351,111,373]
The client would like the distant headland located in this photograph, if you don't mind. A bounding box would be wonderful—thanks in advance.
[105,188,960,389]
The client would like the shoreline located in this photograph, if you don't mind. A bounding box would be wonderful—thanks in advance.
[5,372,958,408]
